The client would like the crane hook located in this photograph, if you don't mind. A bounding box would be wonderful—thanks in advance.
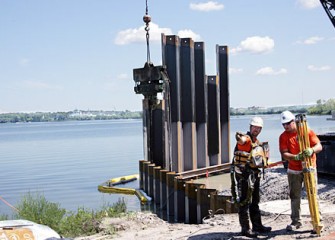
[143,0,151,64]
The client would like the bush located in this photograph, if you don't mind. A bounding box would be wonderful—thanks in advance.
[15,192,66,232]
[0,214,8,221]
[58,198,127,238]
[14,192,128,238]
[59,208,100,237]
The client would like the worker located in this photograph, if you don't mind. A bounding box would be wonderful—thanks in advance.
[279,110,323,231]
[232,116,272,238]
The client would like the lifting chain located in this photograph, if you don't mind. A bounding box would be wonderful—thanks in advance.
[143,0,151,64]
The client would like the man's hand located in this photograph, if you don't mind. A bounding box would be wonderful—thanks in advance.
[303,148,314,157]
[235,132,244,142]
[294,152,304,161]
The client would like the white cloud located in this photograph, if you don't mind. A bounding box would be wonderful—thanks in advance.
[19,58,30,67]
[256,67,288,75]
[114,22,173,45]
[297,0,320,9]
[231,36,275,54]
[117,73,129,80]
[229,67,243,74]
[307,65,331,71]
[190,1,224,12]
[21,80,63,90]
[114,23,201,45]
[296,36,324,45]
[177,29,202,41]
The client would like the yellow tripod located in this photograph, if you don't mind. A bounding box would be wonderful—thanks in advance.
[295,114,323,236]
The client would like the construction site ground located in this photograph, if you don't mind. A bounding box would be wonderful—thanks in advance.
[75,166,335,240]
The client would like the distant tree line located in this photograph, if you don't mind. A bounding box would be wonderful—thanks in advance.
[231,99,335,116]
[0,110,142,123]
[307,99,335,115]
[0,99,334,124]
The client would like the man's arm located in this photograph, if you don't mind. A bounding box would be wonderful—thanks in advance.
[311,142,322,154]
[281,150,296,161]
[235,132,247,145]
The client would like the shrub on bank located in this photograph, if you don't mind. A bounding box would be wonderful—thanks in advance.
[14,192,127,238]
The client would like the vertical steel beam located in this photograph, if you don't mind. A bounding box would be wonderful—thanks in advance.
[162,34,183,173]
[151,100,166,168]
[194,42,209,168]
[197,188,217,223]
[139,160,149,190]
[174,178,185,222]
[141,95,165,169]
[185,182,204,224]
[148,163,156,197]
[153,166,161,205]
[207,75,220,165]
[142,99,149,162]
[166,172,176,222]
[160,169,169,212]
[180,38,197,171]
[217,45,230,163]
[143,161,150,194]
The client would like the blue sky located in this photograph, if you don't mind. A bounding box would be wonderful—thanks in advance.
[0,0,334,113]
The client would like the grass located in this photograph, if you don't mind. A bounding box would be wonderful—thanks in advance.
[9,192,128,238]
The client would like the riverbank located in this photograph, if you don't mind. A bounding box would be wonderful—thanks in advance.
[75,166,335,239]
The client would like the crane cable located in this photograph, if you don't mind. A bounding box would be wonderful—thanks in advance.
[143,0,151,64]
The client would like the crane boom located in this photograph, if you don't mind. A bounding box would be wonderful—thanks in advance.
[320,0,335,28]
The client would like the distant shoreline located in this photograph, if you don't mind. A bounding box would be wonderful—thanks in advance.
[0,101,333,124]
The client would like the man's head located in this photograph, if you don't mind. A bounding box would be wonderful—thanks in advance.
[249,116,263,138]
[281,111,296,132]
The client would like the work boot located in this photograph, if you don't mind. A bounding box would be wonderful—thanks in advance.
[242,228,258,238]
[253,225,272,233]
[251,211,271,233]
[286,221,302,231]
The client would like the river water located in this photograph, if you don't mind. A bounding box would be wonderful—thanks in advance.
[0,115,334,216]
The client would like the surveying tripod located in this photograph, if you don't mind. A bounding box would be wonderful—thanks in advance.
[295,114,323,236]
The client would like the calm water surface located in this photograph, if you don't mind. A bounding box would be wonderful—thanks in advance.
[0,115,334,216]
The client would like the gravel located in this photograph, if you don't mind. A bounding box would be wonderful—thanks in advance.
[75,165,335,240]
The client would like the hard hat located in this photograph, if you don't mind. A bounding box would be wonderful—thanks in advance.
[250,116,263,128]
[281,111,295,124]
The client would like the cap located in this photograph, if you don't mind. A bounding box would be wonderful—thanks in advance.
[250,116,263,128]
[281,111,295,124]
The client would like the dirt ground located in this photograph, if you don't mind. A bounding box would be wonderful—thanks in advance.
[75,166,335,240]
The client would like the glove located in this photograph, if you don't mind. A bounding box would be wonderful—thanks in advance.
[303,148,314,157]
[235,132,244,142]
[294,152,304,161]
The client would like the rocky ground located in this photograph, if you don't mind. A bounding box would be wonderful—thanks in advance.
[75,166,335,240]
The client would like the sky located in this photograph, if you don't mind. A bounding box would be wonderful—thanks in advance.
[0,0,334,113]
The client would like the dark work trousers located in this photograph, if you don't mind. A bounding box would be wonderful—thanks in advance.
[236,167,262,230]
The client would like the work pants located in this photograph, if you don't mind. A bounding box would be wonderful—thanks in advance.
[288,172,304,223]
[288,170,320,224]
[236,168,262,230]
